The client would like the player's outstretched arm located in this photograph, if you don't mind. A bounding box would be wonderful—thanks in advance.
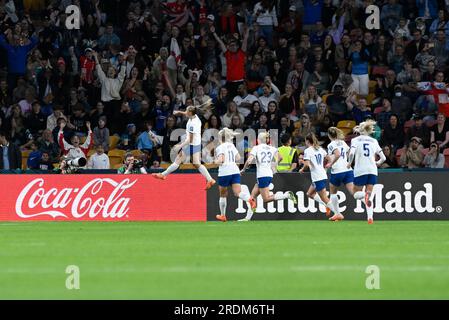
[240,154,255,174]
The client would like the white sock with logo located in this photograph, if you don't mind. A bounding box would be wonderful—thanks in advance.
[330,194,340,215]
[274,193,289,200]
[198,165,213,181]
[354,191,365,200]
[219,197,227,216]
[162,163,179,176]
[313,194,326,207]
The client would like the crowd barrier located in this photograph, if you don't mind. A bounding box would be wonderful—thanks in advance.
[0,170,447,221]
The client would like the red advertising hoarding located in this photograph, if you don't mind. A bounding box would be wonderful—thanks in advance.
[0,175,206,221]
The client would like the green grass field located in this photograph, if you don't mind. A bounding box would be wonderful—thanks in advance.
[1,220,449,299]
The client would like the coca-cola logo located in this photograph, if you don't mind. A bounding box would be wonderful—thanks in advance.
[16,178,137,219]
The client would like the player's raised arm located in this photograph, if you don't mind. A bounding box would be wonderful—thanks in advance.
[240,154,255,174]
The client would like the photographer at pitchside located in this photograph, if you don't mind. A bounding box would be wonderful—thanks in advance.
[118,153,147,174]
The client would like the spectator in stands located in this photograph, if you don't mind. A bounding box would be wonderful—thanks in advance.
[58,120,93,161]
[118,153,147,174]
[380,145,398,169]
[349,40,370,96]
[381,114,405,152]
[26,141,41,170]
[346,94,372,124]
[93,116,110,153]
[118,123,138,151]
[326,85,348,124]
[430,113,449,150]
[400,136,424,169]
[38,152,53,172]
[376,98,393,129]
[38,129,60,163]
[391,85,413,123]
[0,131,21,169]
[423,142,445,168]
[87,144,110,170]
[406,114,430,147]
[234,84,259,118]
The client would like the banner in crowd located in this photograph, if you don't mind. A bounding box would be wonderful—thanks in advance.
[0,175,206,221]
[207,172,448,221]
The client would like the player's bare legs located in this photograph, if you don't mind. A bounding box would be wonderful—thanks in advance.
[353,184,374,224]
[153,151,185,180]
[307,185,333,217]
[192,152,216,190]
[216,186,228,222]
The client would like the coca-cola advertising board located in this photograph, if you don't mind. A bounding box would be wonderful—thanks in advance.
[0,175,206,221]
[207,171,449,221]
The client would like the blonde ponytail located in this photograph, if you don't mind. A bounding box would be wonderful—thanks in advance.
[353,119,376,136]
[328,127,345,141]
[257,131,270,144]
[219,127,240,143]
[305,133,320,150]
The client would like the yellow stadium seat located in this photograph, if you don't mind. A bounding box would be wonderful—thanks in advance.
[130,149,143,158]
[109,135,120,150]
[112,163,122,170]
[321,94,330,104]
[108,149,126,168]
[337,120,357,136]
[366,93,376,105]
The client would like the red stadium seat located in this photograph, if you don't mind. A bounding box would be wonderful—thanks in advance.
[444,149,449,168]
[373,106,384,115]
[396,148,405,165]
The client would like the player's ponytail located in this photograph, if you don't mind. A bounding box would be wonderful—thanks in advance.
[328,127,345,141]
[354,119,376,136]
[257,131,270,145]
[219,127,240,143]
[187,99,214,117]
[305,133,320,150]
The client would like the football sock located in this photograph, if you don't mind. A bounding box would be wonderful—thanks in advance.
[238,191,250,202]
[198,165,213,181]
[330,194,340,215]
[162,163,179,176]
[354,191,365,200]
[219,197,227,216]
[274,193,289,200]
[313,194,326,207]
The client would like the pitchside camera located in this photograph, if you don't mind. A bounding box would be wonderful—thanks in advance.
[66,157,87,167]
[133,159,144,168]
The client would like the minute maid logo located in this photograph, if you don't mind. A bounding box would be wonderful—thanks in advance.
[236,183,440,215]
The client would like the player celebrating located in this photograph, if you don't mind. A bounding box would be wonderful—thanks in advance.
[325,127,354,221]
[152,104,216,190]
[214,128,257,222]
[299,133,335,217]
[240,132,297,221]
[347,120,386,224]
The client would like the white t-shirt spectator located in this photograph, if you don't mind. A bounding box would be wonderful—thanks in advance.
[87,152,110,169]
[233,94,259,117]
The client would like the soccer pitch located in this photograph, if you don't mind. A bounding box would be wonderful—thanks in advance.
[1,221,449,299]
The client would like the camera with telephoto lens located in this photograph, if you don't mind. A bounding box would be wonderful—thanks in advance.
[133,159,144,168]
[66,157,87,168]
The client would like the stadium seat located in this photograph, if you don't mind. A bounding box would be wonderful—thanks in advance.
[321,94,329,104]
[396,147,405,165]
[21,150,31,170]
[373,106,384,115]
[112,163,122,170]
[109,135,120,150]
[369,80,377,94]
[131,149,143,158]
[87,149,96,157]
[444,149,449,168]
[337,120,356,135]
[365,93,376,106]
[108,149,126,168]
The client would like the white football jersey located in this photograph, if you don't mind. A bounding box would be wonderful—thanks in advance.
[327,140,352,174]
[250,144,278,178]
[350,135,383,177]
[186,115,202,145]
[215,142,240,177]
[304,146,328,182]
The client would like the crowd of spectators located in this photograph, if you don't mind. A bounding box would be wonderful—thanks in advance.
[0,0,449,171]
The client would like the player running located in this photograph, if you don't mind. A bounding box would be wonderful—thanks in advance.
[152,104,216,190]
[299,133,335,217]
[214,128,257,222]
[240,132,297,221]
[324,127,354,221]
[347,120,386,224]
